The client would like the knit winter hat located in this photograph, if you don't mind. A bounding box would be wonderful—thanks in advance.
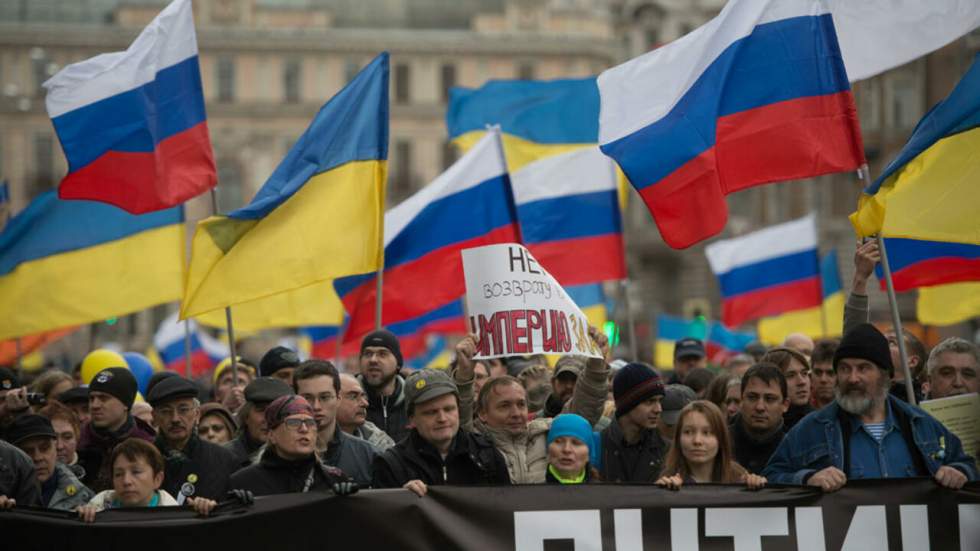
[613,362,665,417]
[833,323,894,376]
[360,329,403,367]
[88,367,138,409]
[547,413,594,454]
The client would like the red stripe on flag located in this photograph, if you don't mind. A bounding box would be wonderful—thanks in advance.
[528,233,626,286]
[58,121,217,214]
[884,257,980,292]
[722,276,822,327]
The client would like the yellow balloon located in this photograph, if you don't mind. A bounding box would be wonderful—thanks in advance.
[80,349,128,385]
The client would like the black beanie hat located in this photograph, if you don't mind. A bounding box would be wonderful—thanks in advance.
[833,323,894,376]
[360,329,403,367]
[88,367,138,409]
[259,346,301,377]
[613,362,665,417]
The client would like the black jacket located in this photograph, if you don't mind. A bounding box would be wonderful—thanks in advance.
[598,419,668,483]
[229,448,352,497]
[0,440,40,507]
[156,433,239,500]
[77,416,156,492]
[361,375,410,444]
[321,428,379,487]
[783,403,814,431]
[372,428,511,488]
[224,431,264,470]
[730,414,786,475]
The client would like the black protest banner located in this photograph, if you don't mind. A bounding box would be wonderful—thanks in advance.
[2,480,978,551]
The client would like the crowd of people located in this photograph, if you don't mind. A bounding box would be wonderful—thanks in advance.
[0,243,977,522]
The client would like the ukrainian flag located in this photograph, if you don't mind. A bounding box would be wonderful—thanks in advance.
[757,251,845,345]
[0,191,184,340]
[654,315,709,371]
[851,53,980,290]
[181,53,388,322]
[918,282,980,326]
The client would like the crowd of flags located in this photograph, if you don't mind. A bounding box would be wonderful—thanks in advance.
[0,0,978,373]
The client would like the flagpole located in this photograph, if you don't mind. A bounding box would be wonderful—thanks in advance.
[209,189,239,382]
[858,165,915,404]
[375,159,385,332]
[607,156,639,361]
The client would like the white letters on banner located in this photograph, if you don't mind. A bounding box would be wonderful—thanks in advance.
[462,243,602,359]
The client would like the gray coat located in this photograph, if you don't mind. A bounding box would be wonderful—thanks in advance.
[352,420,396,451]
[46,462,95,511]
[321,429,380,488]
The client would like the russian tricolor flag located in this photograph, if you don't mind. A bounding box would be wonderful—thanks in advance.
[334,128,520,349]
[598,0,864,248]
[510,147,625,286]
[153,312,226,378]
[706,214,822,327]
[43,0,216,214]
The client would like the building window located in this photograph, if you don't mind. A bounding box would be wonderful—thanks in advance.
[394,139,413,194]
[857,79,881,132]
[440,63,456,104]
[283,59,302,103]
[31,134,54,199]
[441,141,458,170]
[517,62,535,80]
[394,62,411,104]
[215,159,244,213]
[217,57,235,103]
[889,75,920,129]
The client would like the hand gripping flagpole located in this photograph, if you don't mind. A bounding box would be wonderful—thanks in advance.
[209,189,239,383]
[858,165,915,404]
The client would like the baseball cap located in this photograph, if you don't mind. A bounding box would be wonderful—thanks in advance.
[674,338,706,360]
[405,369,458,413]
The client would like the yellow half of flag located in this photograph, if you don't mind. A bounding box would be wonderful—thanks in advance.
[917,282,980,326]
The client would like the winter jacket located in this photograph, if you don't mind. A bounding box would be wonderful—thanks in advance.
[730,415,785,475]
[463,355,608,484]
[87,489,178,511]
[763,395,979,485]
[156,433,239,501]
[359,374,410,444]
[43,462,95,511]
[77,416,156,492]
[229,447,352,496]
[0,440,40,507]
[598,419,668,483]
[224,430,264,470]
[372,428,510,488]
[352,420,396,451]
[783,403,814,431]
[321,428,380,487]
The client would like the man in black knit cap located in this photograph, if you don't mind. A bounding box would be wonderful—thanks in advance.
[598,362,668,482]
[357,330,409,443]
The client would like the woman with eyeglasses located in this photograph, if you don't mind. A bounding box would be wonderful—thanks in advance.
[228,395,358,497]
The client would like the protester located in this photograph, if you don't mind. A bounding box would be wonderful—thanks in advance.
[657,384,695,442]
[131,402,155,429]
[77,438,217,522]
[478,358,507,379]
[38,401,83,476]
[472,361,491,396]
[655,401,766,489]
[212,358,257,415]
[336,373,395,451]
[764,324,977,491]
[730,364,788,475]
[683,366,716,397]
[294,360,379,487]
[810,339,838,409]
[670,338,707,385]
[0,367,29,431]
[357,329,410,443]
[539,356,586,419]
[77,368,155,492]
[30,370,75,404]
[455,327,610,484]
[546,414,599,484]
[598,363,668,483]
[705,371,741,421]
[225,377,293,468]
[372,369,509,495]
[145,371,179,399]
[0,438,40,509]
[761,347,813,430]
[198,403,237,445]
[57,386,91,426]
[782,333,815,360]
[228,395,358,496]
[722,354,753,377]
[7,414,92,511]
[924,337,978,399]
[147,376,238,501]
[260,346,301,387]
[745,342,768,363]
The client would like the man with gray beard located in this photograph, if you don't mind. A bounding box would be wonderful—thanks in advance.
[763,324,977,491]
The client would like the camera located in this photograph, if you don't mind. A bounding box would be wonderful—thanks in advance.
[26,392,47,406]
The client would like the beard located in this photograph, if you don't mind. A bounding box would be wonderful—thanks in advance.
[835,376,889,416]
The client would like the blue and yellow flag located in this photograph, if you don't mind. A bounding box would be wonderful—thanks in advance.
[851,53,980,290]
[917,281,980,326]
[654,315,709,371]
[181,53,388,321]
[0,191,184,339]
[757,251,845,345]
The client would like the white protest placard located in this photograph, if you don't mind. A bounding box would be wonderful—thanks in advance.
[920,392,980,462]
[462,243,602,359]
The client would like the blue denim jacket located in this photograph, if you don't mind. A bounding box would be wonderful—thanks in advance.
[763,395,978,485]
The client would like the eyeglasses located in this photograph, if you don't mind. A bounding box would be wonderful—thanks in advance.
[157,405,197,418]
[342,391,366,401]
[282,418,317,430]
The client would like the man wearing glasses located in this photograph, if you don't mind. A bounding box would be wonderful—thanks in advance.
[294,360,380,487]
[337,373,395,451]
[229,394,358,496]
[147,376,239,501]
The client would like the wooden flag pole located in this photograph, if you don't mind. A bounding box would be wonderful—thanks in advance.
[209,189,239,382]
[858,165,915,404]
